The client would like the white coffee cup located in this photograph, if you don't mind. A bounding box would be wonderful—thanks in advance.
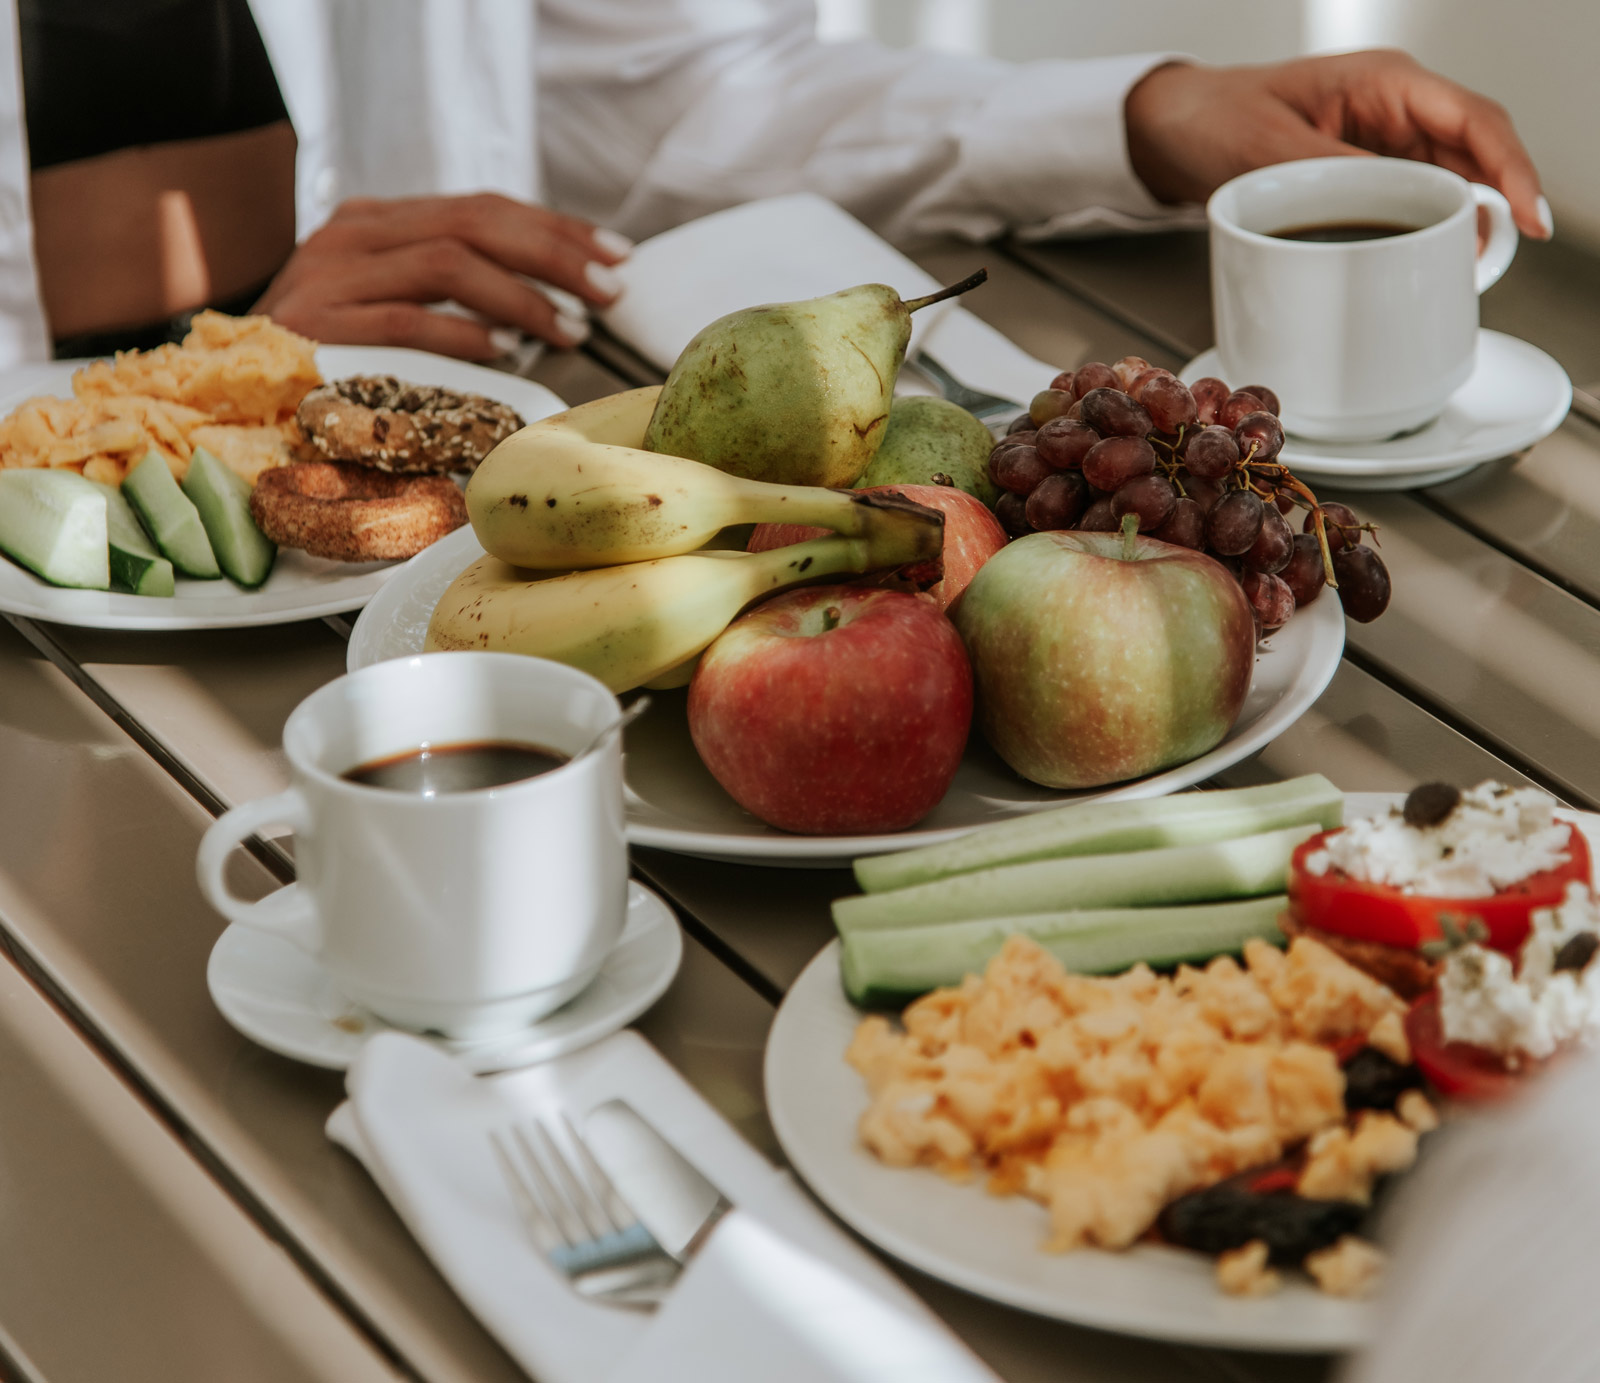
[1208,156,1518,442]
[197,652,627,1040]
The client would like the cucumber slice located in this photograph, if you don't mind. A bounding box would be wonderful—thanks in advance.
[834,824,1317,934]
[839,896,1288,1007]
[94,481,175,596]
[180,446,275,588]
[852,775,1344,894]
[122,451,220,579]
[0,469,109,588]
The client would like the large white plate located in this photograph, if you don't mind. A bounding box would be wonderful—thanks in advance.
[347,525,1346,865]
[0,346,565,629]
[765,794,1600,1349]
[1180,329,1571,488]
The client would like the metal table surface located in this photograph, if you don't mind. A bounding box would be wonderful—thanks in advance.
[1,228,1593,1382]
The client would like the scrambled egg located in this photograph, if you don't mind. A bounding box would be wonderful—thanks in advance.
[0,312,318,484]
[1216,1239,1280,1297]
[847,935,1410,1258]
[1305,1236,1386,1298]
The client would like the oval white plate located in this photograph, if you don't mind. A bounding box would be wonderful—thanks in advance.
[767,793,1600,1350]
[347,525,1345,865]
[207,879,682,1074]
[1180,329,1571,486]
[0,346,565,629]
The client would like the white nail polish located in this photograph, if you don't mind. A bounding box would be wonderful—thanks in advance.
[1537,195,1555,238]
[585,261,624,298]
[557,311,591,346]
[488,326,521,356]
[593,227,634,258]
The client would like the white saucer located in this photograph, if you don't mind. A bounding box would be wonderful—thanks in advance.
[1180,329,1571,489]
[207,880,683,1073]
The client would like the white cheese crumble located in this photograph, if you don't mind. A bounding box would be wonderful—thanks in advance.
[1304,782,1570,897]
[1438,882,1600,1058]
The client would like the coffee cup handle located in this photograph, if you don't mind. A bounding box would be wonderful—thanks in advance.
[1474,184,1518,294]
[196,788,323,954]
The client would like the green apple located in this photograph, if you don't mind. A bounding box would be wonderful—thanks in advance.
[954,528,1255,788]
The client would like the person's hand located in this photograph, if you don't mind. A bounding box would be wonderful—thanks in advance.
[1124,50,1551,240]
[255,194,632,358]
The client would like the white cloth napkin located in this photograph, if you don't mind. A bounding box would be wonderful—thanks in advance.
[327,1030,1000,1383]
[599,193,1056,409]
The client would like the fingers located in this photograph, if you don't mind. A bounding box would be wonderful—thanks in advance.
[315,194,631,303]
[295,303,507,361]
[321,237,592,346]
[1301,53,1550,240]
[1395,71,1547,236]
[258,240,596,360]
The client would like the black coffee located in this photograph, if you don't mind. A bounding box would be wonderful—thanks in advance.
[1270,220,1421,243]
[342,741,567,794]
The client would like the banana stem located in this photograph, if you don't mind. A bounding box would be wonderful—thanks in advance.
[903,268,988,314]
[745,483,945,543]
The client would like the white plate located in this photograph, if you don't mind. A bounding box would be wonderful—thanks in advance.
[1180,330,1571,488]
[346,525,1346,865]
[0,346,566,629]
[766,940,1372,1352]
[207,879,682,1074]
[766,792,1600,1351]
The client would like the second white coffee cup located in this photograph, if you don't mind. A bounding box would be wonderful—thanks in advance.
[1208,156,1518,443]
[197,652,627,1040]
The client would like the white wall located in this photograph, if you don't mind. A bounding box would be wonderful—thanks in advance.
[817,0,1600,249]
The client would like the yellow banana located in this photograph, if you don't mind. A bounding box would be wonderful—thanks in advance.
[425,525,943,693]
[467,386,943,570]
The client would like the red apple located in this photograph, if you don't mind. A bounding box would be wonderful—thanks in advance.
[954,529,1255,788]
[688,585,972,834]
[747,484,1006,610]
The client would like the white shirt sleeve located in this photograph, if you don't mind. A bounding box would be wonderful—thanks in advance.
[536,0,1191,246]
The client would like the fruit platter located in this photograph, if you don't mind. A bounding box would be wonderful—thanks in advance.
[350,270,1383,860]
[764,778,1600,1348]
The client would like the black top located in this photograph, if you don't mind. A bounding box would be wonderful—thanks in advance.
[19,0,289,171]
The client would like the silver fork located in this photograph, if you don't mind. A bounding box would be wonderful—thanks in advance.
[912,351,1024,421]
[491,1116,681,1309]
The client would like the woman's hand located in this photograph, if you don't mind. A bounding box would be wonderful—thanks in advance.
[1125,50,1550,240]
[255,194,632,358]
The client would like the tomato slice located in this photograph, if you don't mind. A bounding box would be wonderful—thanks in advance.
[1287,822,1590,955]
[1404,992,1529,1102]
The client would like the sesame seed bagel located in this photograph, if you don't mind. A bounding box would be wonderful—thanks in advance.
[296,375,524,473]
[249,462,467,562]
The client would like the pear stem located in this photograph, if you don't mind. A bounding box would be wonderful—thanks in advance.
[1120,512,1140,562]
[903,268,989,314]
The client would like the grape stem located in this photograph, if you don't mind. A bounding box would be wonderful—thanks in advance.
[1236,458,1339,589]
[1120,512,1140,561]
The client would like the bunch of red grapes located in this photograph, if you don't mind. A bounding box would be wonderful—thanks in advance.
[988,356,1392,631]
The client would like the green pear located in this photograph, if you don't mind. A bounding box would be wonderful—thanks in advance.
[853,395,1000,507]
[642,271,987,489]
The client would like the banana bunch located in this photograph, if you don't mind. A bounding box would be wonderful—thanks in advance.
[426,388,944,692]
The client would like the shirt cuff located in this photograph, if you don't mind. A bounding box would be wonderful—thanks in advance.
[961,51,1205,238]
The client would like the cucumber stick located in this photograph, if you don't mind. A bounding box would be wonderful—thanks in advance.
[94,482,175,596]
[853,775,1343,894]
[181,446,275,587]
[833,823,1317,934]
[840,896,1288,1007]
[122,451,220,579]
[0,469,109,588]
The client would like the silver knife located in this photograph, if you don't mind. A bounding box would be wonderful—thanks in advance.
[584,1100,730,1262]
